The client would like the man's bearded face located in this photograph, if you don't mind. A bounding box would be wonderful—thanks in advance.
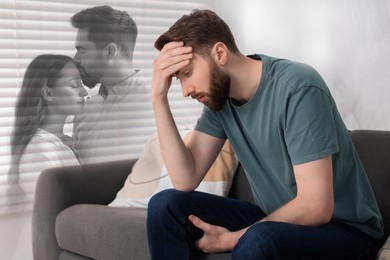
[205,59,230,112]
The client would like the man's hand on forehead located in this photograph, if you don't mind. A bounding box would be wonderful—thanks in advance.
[151,41,193,101]
[160,41,193,78]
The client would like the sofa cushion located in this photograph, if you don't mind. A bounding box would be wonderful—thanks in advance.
[376,235,390,260]
[56,205,149,260]
[109,130,238,208]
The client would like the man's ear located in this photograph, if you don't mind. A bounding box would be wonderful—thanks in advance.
[211,42,228,65]
[41,85,53,101]
[105,43,118,60]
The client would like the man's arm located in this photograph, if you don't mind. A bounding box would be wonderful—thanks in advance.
[261,155,334,225]
[151,41,225,191]
[190,155,334,253]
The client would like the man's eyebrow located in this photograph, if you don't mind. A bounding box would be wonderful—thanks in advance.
[173,63,192,78]
[172,67,185,78]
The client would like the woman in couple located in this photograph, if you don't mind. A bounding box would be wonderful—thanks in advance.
[6,54,87,260]
[8,54,87,204]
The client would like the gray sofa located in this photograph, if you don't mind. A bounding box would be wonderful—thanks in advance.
[33,130,390,260]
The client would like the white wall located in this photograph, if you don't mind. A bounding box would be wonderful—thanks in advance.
[214,0,390,130]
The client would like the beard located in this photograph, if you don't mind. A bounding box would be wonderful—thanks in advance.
[206,59,231,112]
[77,65,101,89]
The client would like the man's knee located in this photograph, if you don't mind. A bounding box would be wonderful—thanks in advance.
[149,189,176,208]
[148,189,178,216]
[148,189,192,220]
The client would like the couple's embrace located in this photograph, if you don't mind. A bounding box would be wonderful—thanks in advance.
[8,5,148,203]
[7,6,148,259]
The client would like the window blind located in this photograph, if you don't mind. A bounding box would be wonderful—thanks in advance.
[0,0,211,215]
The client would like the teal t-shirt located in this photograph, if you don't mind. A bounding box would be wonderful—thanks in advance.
[195,54,383,239]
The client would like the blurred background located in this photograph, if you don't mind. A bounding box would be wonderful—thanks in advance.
[1,0,389,259]
[217,0,390,130]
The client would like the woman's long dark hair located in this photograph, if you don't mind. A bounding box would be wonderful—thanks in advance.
[8,54,75,186]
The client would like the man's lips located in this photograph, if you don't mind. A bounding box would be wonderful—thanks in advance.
[193,95,206,103]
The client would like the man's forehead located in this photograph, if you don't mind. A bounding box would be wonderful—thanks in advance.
[75,29,95,47]
[75,28,88,39]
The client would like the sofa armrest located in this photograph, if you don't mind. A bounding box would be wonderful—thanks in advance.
[32,159,136,260]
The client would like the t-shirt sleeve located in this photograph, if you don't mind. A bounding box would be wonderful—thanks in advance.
[195,106,227,139]
[285,86,339,165]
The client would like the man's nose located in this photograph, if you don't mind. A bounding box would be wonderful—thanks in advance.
[73,52,80,64]
[181,82,195,97]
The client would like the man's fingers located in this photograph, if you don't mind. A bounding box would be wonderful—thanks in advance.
[160,40,183,50]
[160,41,186,53]
[171,46,192,58]
[151,41,192,99]
[155,53,192,72]
[157,42,192,68]
[160,42,192,61]
[189,215,209,231]
[154,41,192,78]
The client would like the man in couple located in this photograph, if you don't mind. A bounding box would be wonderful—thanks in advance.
[71,5,150,165]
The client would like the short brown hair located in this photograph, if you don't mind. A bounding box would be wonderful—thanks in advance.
[155,9,239,56]
[71,5,137,59]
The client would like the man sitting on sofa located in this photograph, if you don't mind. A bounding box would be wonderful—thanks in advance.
[146,9,384,259]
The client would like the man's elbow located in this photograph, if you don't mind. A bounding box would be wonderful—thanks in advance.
[171,173,202,192]
[310,203,334,225]
[314,211,333,225]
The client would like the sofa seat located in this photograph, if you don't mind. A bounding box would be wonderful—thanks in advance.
[56,205,148,260]
[55,204,233,260]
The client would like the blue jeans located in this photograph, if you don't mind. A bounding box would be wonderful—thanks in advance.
[147,189,379,260]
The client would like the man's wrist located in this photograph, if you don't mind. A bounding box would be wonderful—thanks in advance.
[229,228,248,249]
[151,95,169,106]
